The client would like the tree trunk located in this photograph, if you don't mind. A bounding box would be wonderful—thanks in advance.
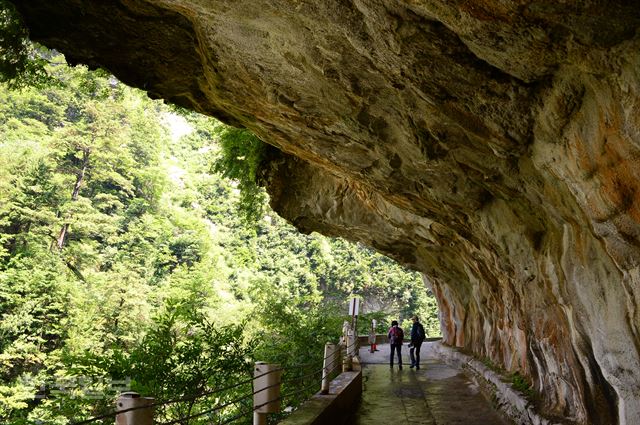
[56,148,89,250]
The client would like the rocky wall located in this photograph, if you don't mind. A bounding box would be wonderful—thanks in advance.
[10,1,640,423]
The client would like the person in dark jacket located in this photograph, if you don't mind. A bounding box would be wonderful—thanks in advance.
[409,315,426,369]
[387,320,404,369]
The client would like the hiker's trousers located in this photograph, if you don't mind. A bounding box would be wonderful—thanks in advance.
[390,343,402,366]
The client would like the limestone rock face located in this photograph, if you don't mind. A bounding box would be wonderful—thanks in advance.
[11,1,640,423]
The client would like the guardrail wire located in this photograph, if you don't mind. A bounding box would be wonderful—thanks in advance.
[73,337,360,425]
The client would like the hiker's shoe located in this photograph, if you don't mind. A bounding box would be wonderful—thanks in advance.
[409,363,415,368]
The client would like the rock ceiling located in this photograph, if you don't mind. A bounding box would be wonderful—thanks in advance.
[11,1,640,423]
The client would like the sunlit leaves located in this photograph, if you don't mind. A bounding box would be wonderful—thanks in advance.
[0,52,440,424]
[212,127,268,224]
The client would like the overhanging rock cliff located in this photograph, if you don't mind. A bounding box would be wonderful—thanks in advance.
[10,1,640,423]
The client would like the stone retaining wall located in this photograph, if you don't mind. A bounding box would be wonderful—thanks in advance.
[278,370,362,425]
[432,343,562,425]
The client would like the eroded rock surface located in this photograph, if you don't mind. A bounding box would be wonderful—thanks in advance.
[11,1,640,423]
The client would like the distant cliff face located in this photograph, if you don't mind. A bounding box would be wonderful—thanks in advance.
[12,1,640,423]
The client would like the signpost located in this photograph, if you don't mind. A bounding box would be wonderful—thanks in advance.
[348,297,360,337]
[348,297,360,316]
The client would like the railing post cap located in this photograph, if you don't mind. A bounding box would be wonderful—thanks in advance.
[254,361,279,367]
[119,392,140,399]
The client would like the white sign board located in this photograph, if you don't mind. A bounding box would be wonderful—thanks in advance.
[348,298,360,316]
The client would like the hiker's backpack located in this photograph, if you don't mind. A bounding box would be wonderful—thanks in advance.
[389,326,404,344]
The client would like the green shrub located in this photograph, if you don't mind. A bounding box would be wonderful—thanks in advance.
[212,127,267,223]
[0,1,50,87]
[511,372,536,399]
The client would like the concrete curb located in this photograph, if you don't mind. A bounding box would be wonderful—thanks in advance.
[278,371,362,425]
[431,343,563,425]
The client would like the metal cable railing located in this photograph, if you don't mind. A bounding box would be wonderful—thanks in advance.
[165,359,348,425]
[157,358,342,425]
[73,330,360,425]
[162,357,350,425]
[70,367,285,425]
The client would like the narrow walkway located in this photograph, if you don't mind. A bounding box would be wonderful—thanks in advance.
[350,342,511,425]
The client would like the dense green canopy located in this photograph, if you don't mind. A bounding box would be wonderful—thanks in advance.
[0,55,438,424]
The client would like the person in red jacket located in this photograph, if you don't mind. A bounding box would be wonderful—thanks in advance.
[387,320,404,369]
[368,319,378,353]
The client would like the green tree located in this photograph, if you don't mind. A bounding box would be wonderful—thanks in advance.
[212,127,268,223]
[0,0,49,88]
[0,47,440,424]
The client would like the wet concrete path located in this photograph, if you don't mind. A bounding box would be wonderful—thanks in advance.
[350,342,511,425]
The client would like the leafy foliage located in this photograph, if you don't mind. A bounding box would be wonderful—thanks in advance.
[212,127,268,223]
[0,1,49,88]
[511,372,535,399]
[0,50,440,424]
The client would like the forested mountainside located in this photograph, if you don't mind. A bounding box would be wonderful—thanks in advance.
[0,55,437,424]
